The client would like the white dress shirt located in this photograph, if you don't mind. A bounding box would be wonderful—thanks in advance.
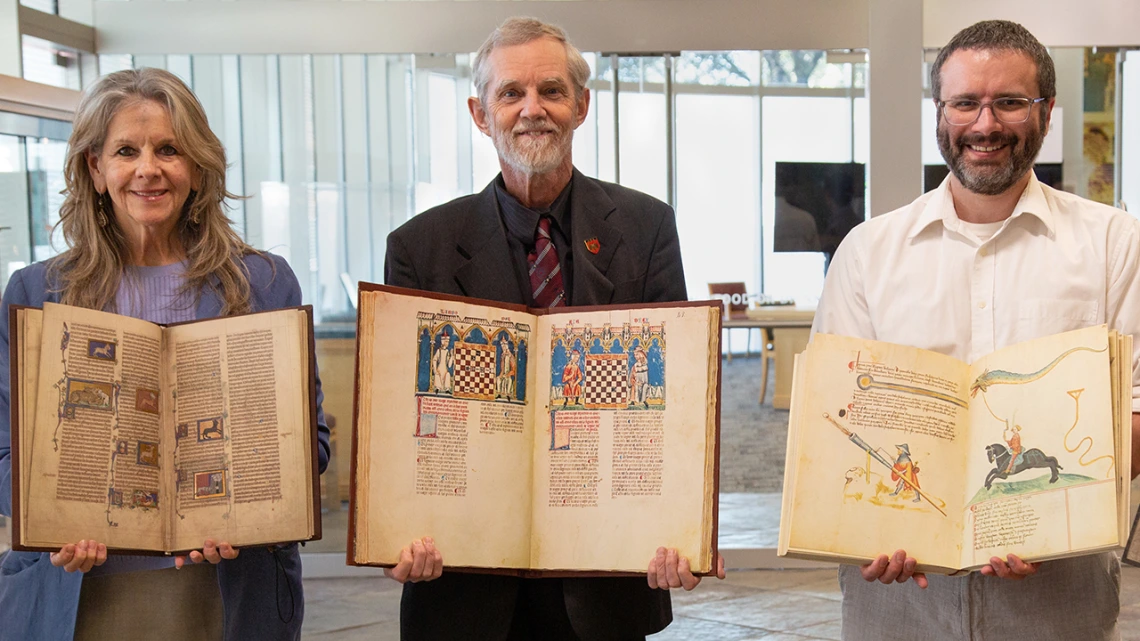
[812,173,1138,641]
[814,173,1140,410]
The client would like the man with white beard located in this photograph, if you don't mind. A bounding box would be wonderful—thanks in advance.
[383,17,723,641]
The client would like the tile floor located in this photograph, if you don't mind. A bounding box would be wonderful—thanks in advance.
[302,564,1140,640]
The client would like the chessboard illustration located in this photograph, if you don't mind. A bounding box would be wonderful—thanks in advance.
[453,343,496,400]
[550,319,666,411]
[414,312,530,405]
[582,353,630,409]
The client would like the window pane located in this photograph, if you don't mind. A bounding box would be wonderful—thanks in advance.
[762,96,855,301]
[26,137,68,264]
[675,52,760,87]
[98,54,133,76]
[19,0,55,13]
[21,35,81,90]
[676,93,759,298]
[0,135,31,292]
[617,57,667,203]
[762,50,860,89]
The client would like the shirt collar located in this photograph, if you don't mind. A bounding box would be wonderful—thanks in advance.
[907,171,1053,242]
[494,175,573,246]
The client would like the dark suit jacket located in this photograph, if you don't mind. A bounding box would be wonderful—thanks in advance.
[385,169,687,640]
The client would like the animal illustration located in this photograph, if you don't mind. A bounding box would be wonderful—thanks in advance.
[70,387,109,406]
[969,345,1104,397]
[984,443,1063,489]
[91,343,114,358]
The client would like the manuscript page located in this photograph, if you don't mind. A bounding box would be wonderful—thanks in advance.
[354,290,535,567]
[528,306,717,572]
[22,303,166,550]
[780,333,970,572]
[960,325,1121,568]
[165,310,313,551]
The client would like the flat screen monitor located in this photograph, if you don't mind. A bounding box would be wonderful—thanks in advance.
[773,161,866,255]
[923,163,1063,193]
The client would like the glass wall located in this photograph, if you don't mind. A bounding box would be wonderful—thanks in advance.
[0,112,71,292]
[86,50,868,324]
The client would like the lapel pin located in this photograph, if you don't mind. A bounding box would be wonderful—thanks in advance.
[584,237,601,254]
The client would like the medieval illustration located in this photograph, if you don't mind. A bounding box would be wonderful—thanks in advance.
[549,320,667,411]
[194,470,227,500]
[86,338,117,362]
[966,344,1108,505]
[413,311,531,404]
[547,320,667,452]
[52,322,133,521]
[829,410,948,515]
[197,416,225,442]
[135,388,160,414]
[829,340,1113,511]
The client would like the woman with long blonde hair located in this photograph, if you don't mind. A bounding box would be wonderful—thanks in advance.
[0,67,329,640]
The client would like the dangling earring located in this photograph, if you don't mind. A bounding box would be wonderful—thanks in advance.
[185,189,200,225]
[96,192,110,227]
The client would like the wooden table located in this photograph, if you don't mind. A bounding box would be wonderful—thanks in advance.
[723,306,815,410]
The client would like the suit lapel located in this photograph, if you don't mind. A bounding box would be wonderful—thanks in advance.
[454,182,527,304]
[569,170,621,306]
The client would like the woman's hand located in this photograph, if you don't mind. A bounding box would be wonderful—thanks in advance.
[174,538,239,569]
[50,540,107,573]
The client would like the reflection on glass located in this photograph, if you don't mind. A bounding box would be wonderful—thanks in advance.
[675,52,760,87]
[0,135,31,292]
[26,137,68,264]
[762,50,867,89]
[21,35,82,90]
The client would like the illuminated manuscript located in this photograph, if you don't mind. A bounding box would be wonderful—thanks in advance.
[350,284,721,574]
[11,303,320,554]
[779,327,1132,574]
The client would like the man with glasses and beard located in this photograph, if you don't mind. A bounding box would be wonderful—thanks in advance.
[812,20,1140,640]
[383,16,723,641]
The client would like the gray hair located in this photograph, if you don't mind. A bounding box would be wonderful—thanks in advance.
[472,17,591,105]
[931,20,1056,102]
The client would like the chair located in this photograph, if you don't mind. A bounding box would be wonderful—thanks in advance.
[708,282,774,404]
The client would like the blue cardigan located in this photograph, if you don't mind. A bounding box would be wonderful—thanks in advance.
[0,253,331,641]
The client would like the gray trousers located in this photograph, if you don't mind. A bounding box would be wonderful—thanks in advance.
[75,563,224,641]
[839,553,1120,641]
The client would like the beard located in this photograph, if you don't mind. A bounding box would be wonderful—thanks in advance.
[937,116,1046,196]
[490,116,574,176]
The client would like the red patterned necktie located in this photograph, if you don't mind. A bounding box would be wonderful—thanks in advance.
[528,216,566,308]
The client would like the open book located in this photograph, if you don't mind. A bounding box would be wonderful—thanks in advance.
[349,284,720,575]
[779,326,1132,574]
[10,302,321,554]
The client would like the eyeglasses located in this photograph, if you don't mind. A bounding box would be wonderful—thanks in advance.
[938,97,1048,125]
